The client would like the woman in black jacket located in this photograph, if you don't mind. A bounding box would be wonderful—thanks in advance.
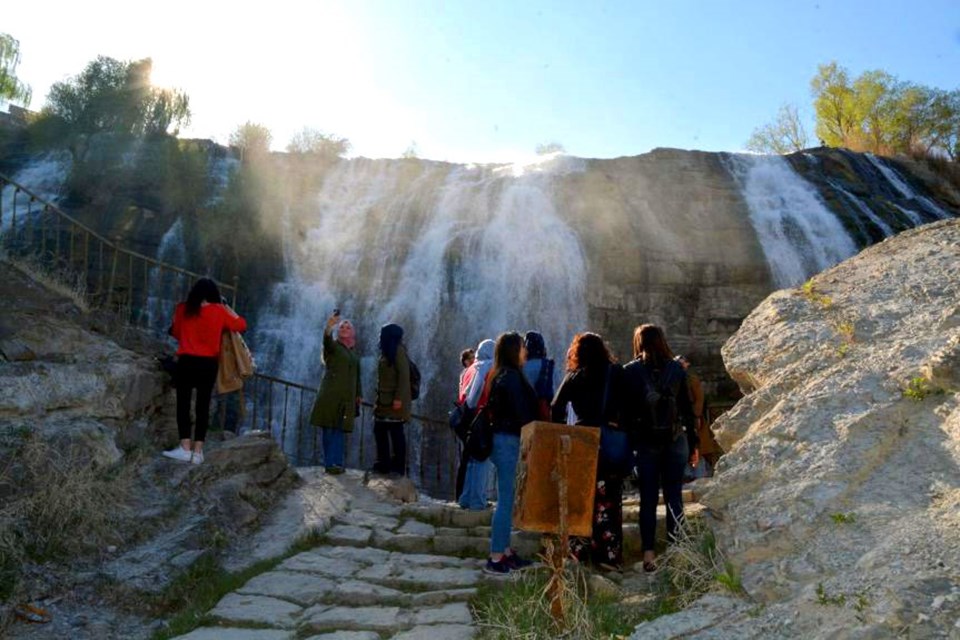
[483,331,539,575]
[551,332,627,570]
[623,324,698,572]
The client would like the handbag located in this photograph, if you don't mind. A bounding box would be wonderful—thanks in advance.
[448,402,475,443]
[597,365,631,477]
[464,406,493,462]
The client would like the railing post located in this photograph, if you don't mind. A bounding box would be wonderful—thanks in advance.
[106,236,121,310]
[231,274,239,308]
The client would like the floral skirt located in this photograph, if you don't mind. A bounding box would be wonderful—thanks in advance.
[570,473,623,567]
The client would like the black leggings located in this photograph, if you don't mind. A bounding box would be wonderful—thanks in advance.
[374,419,407,475]
[176,355,219,442]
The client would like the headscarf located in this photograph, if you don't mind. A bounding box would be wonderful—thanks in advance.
[379,323,404,365]
[524,331,546,360]
[335,319,356,350]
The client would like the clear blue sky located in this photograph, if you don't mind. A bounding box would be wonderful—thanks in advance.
[6,0,960,162]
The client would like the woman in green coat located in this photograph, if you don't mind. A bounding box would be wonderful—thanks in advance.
[373,323,411,475]
[310,312,361,474]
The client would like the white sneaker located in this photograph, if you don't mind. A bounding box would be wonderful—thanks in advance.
[162,447,193,462]
[191,451,204,465]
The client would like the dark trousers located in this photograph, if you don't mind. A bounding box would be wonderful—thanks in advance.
[374,419,406,475]
[455,443,469,499]
[175,355,219,443]
[636,435,689,551]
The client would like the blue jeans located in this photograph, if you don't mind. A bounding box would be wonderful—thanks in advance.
[489,433,520,554]
[458,458,491,510]
[322,428,345,468]
[636,435,689,551]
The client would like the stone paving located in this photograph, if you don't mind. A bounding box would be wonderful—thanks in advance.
[172,471,704,640]
[172,470,538,640]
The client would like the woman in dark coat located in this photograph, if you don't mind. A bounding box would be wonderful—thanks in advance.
[551,332,627,570]
[623,324,698,572]
[309,312,361,474]
[374,323,412,475]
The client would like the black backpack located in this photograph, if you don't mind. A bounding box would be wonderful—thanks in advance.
[408,359,421,401]
[644,362,682,442]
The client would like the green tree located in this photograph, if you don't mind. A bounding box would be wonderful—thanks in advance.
[0,33,31,106]
[746,103,810,154]
[811,62,858,148]
[44,56,189,136]
[230,122,273,160]
[286,127,350,159]
[535,141,566,155]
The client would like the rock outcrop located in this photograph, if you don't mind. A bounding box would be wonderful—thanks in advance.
[652,219,960,638]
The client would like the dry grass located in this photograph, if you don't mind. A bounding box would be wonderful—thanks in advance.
[4,253,90,312]
[657,510,744,608]
[0,435,137,602]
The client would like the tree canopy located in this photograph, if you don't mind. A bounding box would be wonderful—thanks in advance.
[285,127,350,159]
[230,122,273,159]
[44,56,190,136]
[810,61,959,159]
[0,33,31,106]
[535,141,566,155]
[746,104,809,154]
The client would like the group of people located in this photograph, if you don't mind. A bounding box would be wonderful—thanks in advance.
[162,279,414,476]
[164,278,719,577]
[452,326,719,575]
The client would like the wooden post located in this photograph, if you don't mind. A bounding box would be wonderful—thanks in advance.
[546,434,573,626]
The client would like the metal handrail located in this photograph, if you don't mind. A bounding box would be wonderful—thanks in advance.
[227,372,457,499]
[0,172,239,313]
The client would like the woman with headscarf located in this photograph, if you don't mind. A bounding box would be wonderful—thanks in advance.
[623,324,698,572]
[309,311,361,475]
[522,331,554,420]
[374,323,411,475]
[550,332,627,570]
[458,338,495,510]
[164,278,247,465]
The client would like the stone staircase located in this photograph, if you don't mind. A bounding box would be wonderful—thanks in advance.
[172,472,704,640]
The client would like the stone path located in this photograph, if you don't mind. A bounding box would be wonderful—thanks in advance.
[172,471,704,640]
[172,470,539,640]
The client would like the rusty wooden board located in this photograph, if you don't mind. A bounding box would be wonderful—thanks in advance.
[513,421,600,537]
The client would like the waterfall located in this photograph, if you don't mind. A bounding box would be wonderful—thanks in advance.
[723,154,858,289]
[0,153,72,234]
[828,181,894,238]
[253,155,589,461]
[142,218,187,335]
[865,154,950,220]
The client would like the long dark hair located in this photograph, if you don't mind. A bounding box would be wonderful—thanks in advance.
[565,332,614,372]
[483,331,524,398]
[185,278,222,317]
[633,324,675,367]
[379,323,404,365]
[523,331,546,360]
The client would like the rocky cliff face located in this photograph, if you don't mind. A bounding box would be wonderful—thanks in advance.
[667,219,960,638]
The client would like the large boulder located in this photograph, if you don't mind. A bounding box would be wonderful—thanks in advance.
[668,219,960,638]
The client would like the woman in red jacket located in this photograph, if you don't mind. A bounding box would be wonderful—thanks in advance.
[163,278,247,465]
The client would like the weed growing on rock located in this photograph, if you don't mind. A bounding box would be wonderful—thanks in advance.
[830,513,856,524]
[815,582,846,606]
[801,279,833,308]
[903,377,944,401]
[657,518,744,608]
[5,254,90,312]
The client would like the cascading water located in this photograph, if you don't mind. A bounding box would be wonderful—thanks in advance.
[142,218,187,335]
[253,154,589,468]
[0,152,72,234]
[865,153,950,221]
[828,181,895,238]
[723,154,858,288]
